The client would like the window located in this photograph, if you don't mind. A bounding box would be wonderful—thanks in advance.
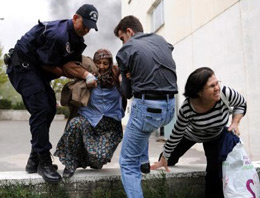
[151,0,164,32]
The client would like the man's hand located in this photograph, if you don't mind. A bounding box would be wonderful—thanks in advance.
[126,72,131,79]
[42,66,64,77]
[151,155,170,172]
[62,62,87,79]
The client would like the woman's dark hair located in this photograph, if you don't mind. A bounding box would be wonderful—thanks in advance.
[114,15,144,37]
[183,67,214,98]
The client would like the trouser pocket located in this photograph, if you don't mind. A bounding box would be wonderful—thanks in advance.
[141,107,163,133]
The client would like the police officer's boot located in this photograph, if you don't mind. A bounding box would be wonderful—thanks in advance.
[25,150,58,173]
[37,152,62,183]
[25,150,39,173]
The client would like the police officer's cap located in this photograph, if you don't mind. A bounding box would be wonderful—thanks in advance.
[76,4,98,31]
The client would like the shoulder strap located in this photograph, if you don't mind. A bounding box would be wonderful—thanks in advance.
[220,90,233,114]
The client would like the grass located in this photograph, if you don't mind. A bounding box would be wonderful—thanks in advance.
[91,171,169,198]
[0,182,70,198]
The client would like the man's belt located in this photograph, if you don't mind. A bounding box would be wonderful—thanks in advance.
[134,92,175,100]
[4,48,30,68]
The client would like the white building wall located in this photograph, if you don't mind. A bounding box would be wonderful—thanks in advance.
[121,0,260,160]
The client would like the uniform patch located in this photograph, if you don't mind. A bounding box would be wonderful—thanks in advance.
[65,42,72,53]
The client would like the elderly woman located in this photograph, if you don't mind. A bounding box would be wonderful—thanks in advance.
[151,67,247,198]
[54,49,125,178]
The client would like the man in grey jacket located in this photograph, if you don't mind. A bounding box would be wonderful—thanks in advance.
[114,15,178,198]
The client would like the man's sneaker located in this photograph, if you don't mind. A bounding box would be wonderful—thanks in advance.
[90,164,103,169]
[63,167,75,178]
[140,162,150,174]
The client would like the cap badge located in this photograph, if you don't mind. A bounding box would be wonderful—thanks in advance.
[89,11,98,22]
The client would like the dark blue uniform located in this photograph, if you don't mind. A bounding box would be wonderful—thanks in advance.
[7,19,86,153]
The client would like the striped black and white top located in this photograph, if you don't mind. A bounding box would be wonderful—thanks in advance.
[163,86,247,159]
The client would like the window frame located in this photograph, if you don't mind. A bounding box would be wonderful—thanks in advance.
[151,0,165,32]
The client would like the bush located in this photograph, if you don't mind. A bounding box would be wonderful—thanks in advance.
[0,99,12,109]
[0,99,26,110]
[56,106,69,118]
[12,101,26,110]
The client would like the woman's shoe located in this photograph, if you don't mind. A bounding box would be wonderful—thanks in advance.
[63,167,75,178]
[90,164,103,169]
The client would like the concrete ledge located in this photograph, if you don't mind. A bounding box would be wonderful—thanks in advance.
[0,165,207,197]
[0,164,206,184]
[0,163,259,197]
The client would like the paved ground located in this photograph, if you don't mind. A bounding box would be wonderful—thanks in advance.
[0,120,208,172]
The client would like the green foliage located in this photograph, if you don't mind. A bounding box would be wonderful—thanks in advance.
[56,106,69,118]
[142,171,168,198]
[12,101,26,110]
[92,187,126,198]
[0,98,26,110]
[0,184,40,198]
[0,99,12,109]
[0,182,70,198]
[51,77,72,107]
[0,98,69,118]
[91,182,126,198]
[0,44,18,102]
[0,80,22,104]
[51,77,71,94]
[0,45,8,85]
[91,171,169,198]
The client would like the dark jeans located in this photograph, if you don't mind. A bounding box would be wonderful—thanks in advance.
[7,59,56,153]
[163,134,224,198]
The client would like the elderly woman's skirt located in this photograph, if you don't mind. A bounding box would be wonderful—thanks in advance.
[54,115,123,171]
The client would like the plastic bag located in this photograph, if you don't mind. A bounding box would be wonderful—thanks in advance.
[222,141,260,198]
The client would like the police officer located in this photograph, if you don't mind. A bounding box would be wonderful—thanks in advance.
[5,4,98,183]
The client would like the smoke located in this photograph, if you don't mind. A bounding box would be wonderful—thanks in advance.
[47,0,122,59]
[48,0,71,19]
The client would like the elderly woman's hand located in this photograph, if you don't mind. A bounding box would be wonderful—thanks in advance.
[228,123,240,136]
[228,114,244,136]
[151,155,170,172]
